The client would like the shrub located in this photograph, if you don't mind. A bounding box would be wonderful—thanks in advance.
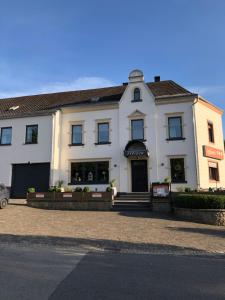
[106,186,113,192]
[49,186,57,192]
[184,187,192,193]
[83,186,90,192]
[110,179,116,188]
[27,187,35,193]
[64,186,74,192]
[75,187,82,192]
[174,194,225,209]
[164,177,171,183]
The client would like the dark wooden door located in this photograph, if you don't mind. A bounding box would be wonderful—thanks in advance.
[131,160,148,192]
[11,163,50,198]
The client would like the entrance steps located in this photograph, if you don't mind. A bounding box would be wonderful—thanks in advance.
[113,193,151,211]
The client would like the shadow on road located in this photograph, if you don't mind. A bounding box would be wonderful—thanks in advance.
[0,233,214,255]
[167,226,225,238]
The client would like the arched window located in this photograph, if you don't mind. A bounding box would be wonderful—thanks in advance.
[133,88,141,101]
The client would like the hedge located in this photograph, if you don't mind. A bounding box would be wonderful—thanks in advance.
[173,194,225,209]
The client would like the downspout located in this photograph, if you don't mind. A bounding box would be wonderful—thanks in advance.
[192,97,200,190]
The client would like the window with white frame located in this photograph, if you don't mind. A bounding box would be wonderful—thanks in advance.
[72,124,83,145]
[131,119,144,140]
[168,116,183,140]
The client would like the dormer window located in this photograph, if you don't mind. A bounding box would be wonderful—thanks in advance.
[133,88,141,102]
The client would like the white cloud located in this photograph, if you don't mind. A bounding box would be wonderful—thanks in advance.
[0,76,116,99]
[188,85,225,96]
[39,77,115,94]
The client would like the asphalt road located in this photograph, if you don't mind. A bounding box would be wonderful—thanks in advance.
[0,244,224,300]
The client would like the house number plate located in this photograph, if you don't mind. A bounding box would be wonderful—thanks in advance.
[36,193,45,198]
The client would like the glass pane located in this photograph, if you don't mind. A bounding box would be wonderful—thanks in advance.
[71,161,109,184]
[1,128,12,144]
[84,162,96,182]
[168,117,182,139]
[170,158,185,182]
[97,162,109,183]
[98,123,109,143]
[71,163,83,183]
[134,88,140,101]
[131,119,144,140]
[72,125,82,144]
[26,126,38,143]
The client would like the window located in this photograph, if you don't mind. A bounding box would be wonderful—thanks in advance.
[170,158,186,183]
[0,127,12,145]
[168,117,183,140]
[25,125,38,144]
[131,119,144,140]
[208,122,214,143]
[98,123,109,144]
[71,161,109,184]
[209,162,219,181]
[72,125,83,145]
[133,88,141,101]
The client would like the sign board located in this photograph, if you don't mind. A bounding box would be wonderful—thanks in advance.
[36,193,45,198]
[124,150,149,157]
[92,193,102,198]
[63,193,73,198]
[203,146,224,160]
[152,184,170,198]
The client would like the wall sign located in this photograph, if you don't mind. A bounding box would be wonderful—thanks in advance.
[36,193,45,198]
[92,193,102,198]
[203,146,224,160]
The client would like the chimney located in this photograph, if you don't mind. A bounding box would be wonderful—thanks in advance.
[154,76,160,82]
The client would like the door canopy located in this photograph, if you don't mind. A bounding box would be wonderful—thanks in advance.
[124,140,149,158]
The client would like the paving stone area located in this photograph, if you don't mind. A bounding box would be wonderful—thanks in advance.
[0,200,224,254]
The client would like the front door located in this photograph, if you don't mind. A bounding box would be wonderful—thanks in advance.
[131,160,148,192]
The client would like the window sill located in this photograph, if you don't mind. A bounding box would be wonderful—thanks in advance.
[171,181,187,184]
[0,143,11,146]
[69,143,84,146]
[24,142,38,145]
[131,99,142,103]
[95,142,111,145]
[131,139,146,142]
[68,182,109,185]
[166,138,186,141]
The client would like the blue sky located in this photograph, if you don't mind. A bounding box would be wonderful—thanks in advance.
[0,0,225,127]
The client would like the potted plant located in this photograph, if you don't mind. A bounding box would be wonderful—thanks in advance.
[110,179,117,196]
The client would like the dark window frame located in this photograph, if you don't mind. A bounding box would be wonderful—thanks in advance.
[132,88,141,102]
[208,121,215,143]
[131,119,144,141]
[170,158,186,183]
[97,122,110,144]
[168,116,183,140]
[71,124,83,146]
[0,127,12,145]
[70,161,109,185]
[25,125,38,144]
[209,161,219,181]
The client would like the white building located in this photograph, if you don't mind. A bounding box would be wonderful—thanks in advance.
[0,70,224,198]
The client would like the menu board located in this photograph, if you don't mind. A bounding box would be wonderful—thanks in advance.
[152,184,170,198]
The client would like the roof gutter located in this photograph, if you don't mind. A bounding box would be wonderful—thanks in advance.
[192,96,200,190]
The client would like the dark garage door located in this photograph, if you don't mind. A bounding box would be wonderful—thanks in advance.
[11,163,50,198]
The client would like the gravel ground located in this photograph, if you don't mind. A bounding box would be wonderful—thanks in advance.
[0,200,224,254]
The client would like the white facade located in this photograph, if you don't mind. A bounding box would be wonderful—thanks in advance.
[0,70,224,196]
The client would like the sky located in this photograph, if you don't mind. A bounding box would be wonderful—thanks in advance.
[0,0,225,128]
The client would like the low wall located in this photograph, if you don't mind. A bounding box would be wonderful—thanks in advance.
[27,192,113,211]
[174,207,225,226]
[152,199,171,213]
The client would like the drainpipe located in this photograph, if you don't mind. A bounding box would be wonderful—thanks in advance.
[192,97,200,190]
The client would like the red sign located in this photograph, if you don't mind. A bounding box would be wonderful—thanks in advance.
[203,146,224,160]
[153,184,170,198]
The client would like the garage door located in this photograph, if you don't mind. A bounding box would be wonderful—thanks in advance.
[11,163,50,198]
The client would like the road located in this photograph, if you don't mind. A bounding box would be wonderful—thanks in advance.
[0,243,224,300]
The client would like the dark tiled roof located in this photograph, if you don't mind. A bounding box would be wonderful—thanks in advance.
[0,80,193,119]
